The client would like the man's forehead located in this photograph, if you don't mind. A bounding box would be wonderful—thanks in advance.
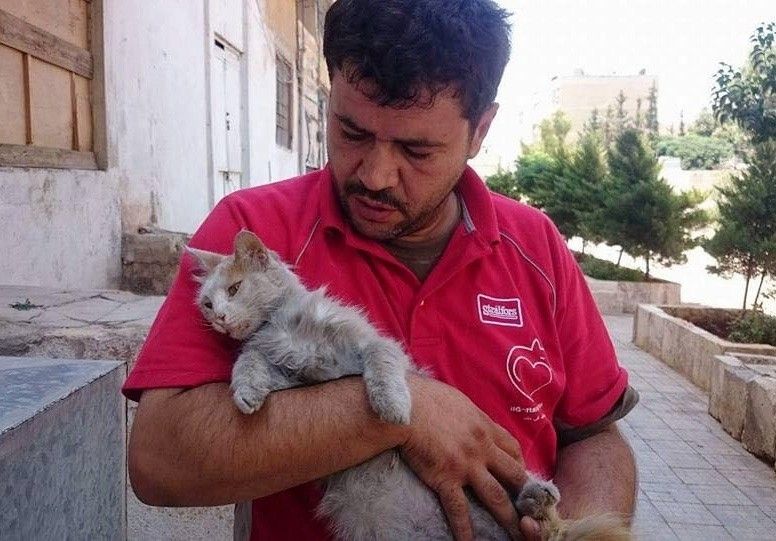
[329,71,468,137]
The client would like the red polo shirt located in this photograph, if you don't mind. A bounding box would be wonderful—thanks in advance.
[123,166,628,540]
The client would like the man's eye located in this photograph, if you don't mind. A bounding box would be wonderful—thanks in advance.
[403,146,431,160]
[342,129,368,142]
[228,281,242,297]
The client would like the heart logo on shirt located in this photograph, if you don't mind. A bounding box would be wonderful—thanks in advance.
[506,338,553,402]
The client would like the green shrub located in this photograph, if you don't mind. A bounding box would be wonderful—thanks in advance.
[728,310,776,346]
[656,134,734,169]
[574,253,647,282]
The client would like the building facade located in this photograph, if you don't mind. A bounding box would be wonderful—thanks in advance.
[529,70,657,144]
[0,0,331,289]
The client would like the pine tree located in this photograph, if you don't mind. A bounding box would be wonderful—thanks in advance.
[600,129,707,277]
[678,110,686,136]
[645,82,659,142]
[614,91,628,136]
[706,141,776,308]
[603,106,614,147]
[570,133,609,246]
[635,98,644,130]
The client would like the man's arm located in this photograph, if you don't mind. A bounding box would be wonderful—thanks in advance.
[553,423,637,521]
[129,375,527,540]
[129,378,408,506]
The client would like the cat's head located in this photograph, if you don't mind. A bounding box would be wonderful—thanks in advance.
[186,230,296,340]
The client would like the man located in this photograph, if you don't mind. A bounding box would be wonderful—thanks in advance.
[125,1,638,539]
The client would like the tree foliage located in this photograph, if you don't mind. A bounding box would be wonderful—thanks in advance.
[599,129,708,277]
[705,140,776,308]
[486,113,707,280]
[712,22,776,143]
[656,134,735,169]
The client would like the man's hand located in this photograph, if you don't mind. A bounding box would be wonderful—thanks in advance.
[400,375,529,541]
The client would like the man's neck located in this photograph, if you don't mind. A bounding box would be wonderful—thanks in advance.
[383,193,462,281]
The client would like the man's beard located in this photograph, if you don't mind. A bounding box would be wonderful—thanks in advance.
[337,179,452,241]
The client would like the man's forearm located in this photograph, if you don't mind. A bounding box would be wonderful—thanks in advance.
[553,423,637,522]
[129,379,407,507]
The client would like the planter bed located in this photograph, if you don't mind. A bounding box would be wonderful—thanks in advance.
[633,304,776,392]
[710,353,776,465]
[586,277,681,314]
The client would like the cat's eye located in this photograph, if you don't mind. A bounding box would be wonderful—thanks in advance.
[203,298,213,310]
[228,281,242,297]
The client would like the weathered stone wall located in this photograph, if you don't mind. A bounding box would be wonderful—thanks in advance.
[710,353,776,468]
[633,304,776,392]
[586,277,681,314]
[121,230,191,296]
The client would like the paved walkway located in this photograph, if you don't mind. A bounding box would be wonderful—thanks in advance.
[606,316,776,540]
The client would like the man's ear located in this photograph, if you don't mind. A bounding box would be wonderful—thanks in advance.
[467,103,499,159]
[234,229,269,269]
[185,246,224,277]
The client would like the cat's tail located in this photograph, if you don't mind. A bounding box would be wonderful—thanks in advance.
[558,513,632,541]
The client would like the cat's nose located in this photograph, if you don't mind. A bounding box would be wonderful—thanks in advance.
[215,312,226,322]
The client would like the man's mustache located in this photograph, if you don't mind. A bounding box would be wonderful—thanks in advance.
[344,182,404,210]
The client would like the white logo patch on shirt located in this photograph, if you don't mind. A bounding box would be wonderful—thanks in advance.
[477,294,523,327]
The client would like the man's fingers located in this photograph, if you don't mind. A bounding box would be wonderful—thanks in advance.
[489,447,528,492]
[519,516,542,541]
[438,486,474,541]
[493,424,524,464]
[470,471,522,539]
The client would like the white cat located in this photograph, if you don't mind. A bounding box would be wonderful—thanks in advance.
[187,230,631,541]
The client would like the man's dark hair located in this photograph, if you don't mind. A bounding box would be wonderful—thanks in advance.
[323,0,511,123]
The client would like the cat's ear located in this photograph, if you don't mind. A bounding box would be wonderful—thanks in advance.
[185,246,224,278]
[234,229,269,269]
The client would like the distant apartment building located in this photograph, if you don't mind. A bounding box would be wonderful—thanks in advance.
[543,70,657,142]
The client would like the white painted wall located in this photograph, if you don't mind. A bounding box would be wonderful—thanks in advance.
[244,1,299,186]
[0,168,122,288]
[0,0,314,289]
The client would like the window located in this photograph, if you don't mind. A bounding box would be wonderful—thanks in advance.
[0,0,105,169]
[275,55,293,149]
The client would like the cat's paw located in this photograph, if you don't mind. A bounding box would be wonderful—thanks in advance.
[367,380,412,425]
[232,384,269,414]
[515,478,561,520]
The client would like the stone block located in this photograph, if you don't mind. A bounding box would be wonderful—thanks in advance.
[586,278,680,315]
[121,230,192,295]
[0,356,126,538]
[742,377,776,462]
[709,355,741,421]
[720,363,760,440]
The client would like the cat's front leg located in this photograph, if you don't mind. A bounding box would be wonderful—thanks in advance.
[361,340,412,425]
[231,349,275,414]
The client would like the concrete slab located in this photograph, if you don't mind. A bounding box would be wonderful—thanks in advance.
[0,356,126,539]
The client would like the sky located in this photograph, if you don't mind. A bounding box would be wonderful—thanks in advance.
[476,0,775,170]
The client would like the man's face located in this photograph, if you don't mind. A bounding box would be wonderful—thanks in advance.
[327,71,495,242]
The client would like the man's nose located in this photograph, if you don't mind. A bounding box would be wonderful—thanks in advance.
[358,141,400,192]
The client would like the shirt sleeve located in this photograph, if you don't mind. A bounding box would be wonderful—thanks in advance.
[122,197,247,402]
[549,224,630,429]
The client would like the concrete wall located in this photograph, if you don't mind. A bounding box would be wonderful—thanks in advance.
[0,0,320,290]
[586,276,681,314]
[633,304,776,392]
[0,168,122,288]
